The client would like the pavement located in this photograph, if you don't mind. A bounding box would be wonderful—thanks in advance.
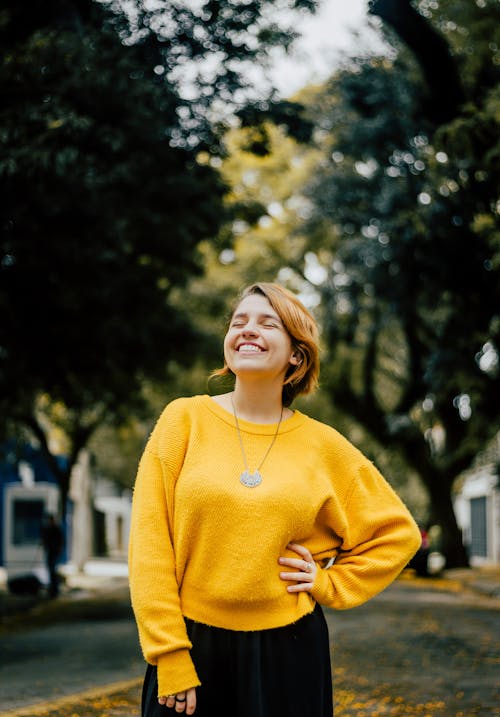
[0,558,132,633]
[0,560,499,717]
[398,563,500,601]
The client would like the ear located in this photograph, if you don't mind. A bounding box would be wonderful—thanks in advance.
[289,351,301,366]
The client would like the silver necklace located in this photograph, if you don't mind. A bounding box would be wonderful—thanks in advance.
[230,394,283,488]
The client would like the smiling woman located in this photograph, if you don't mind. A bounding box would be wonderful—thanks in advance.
[129,282,421,717]
[222,294,300,400]
[216,283,319,408]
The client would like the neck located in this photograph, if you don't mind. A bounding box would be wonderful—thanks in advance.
[232,380,284,424]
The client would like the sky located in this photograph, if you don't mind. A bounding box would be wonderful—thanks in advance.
[171,0,388,104]
[269,0,387,95]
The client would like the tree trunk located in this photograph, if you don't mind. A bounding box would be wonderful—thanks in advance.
[423,470,469,568]
[59,467,72,523]
[24,413,98,522]
[327,384,470,568]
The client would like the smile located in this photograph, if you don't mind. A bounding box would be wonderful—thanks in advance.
[237,344,263,352]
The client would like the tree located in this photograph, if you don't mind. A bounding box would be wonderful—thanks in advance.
[0,0,319,517]
[167,0,499,566]
[368,0,466,123]
[180,107,429,513]
[298,0,499,566]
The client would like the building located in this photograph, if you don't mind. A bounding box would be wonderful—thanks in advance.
[0,443,131,587]
[0,443,65,584]
[454,434,500,566]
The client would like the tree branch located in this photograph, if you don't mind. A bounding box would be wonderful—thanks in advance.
[369,0,465,123]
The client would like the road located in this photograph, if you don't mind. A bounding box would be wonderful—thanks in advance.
[0,606,144,712]
[0,580,498,716]
[325,582,500,716]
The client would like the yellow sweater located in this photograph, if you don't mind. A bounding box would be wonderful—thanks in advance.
[129,395,421,697]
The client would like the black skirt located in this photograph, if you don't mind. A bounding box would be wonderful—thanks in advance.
[142,603,333,717]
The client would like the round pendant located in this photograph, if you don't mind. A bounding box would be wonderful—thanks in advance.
[239,470,262,488]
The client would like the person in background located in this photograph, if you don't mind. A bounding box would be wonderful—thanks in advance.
[129,282,421,717]
[40,514,64,598]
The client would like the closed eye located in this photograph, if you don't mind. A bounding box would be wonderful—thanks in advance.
[230,312,283,329]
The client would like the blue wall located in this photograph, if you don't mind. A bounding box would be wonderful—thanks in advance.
[0,443,68,566]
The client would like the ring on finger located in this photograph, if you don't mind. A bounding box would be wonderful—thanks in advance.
[175,697,187,703]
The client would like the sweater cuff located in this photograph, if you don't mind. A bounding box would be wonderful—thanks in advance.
[156,649,201,697]
[311,565,335,606]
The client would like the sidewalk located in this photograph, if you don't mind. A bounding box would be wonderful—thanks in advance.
[0,558,131,632]
[0,679,143,717]
[1,562,499,717]
[399,563,500,600]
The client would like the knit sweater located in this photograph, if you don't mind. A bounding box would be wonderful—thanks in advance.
[129,395,421,697]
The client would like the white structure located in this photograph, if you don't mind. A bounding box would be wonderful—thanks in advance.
[2,479,59,582]
[0,445,131,589]
[69,449,94,572]
[68,450,132,567]
[454,435,500,566]
[93,478,132,560]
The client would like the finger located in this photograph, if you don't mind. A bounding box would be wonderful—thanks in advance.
[280,568,314,580]
[158,696,167,705]
[186,687,197,715]
[279,556,303,568]
[284,543,314,567]
[175,692,187,713]
[286,581,314,593]
[287,542,310,559]
[165,695,176,708]
[279,557,314,574]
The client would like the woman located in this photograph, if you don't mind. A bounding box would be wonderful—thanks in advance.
[129,282,421,717]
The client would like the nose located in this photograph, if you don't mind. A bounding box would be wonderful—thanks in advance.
[241,322,259,336]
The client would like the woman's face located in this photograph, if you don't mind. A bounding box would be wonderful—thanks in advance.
[224,293,299,382]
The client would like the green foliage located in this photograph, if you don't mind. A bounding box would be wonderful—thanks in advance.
[165,1,498,566]
[1,17,222,423]
[0,0,319,512]
[109,0,320,151]
[296,0,499,564]
[174,113,430,518]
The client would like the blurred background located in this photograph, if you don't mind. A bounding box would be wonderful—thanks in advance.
[0,0,499,592]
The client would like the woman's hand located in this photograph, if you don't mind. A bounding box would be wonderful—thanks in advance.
[279,542,317,592]
[159,687,197,714]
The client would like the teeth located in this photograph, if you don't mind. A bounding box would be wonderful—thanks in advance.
[239,344,261,352]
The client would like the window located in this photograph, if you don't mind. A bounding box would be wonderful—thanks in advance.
[470,496,488,558]
[12,499,45,546]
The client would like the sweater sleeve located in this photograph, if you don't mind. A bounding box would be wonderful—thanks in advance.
[128,415,201,697]
[311,460,421,609]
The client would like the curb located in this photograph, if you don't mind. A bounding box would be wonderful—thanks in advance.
[0,677,143,717]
